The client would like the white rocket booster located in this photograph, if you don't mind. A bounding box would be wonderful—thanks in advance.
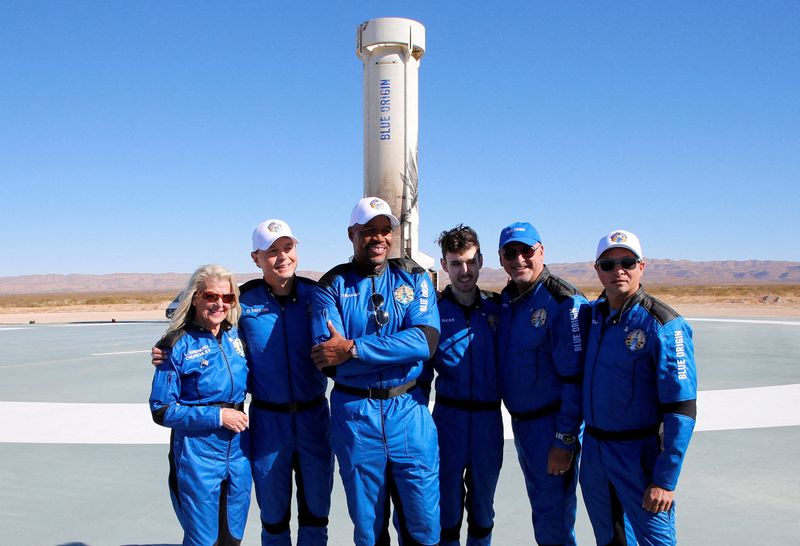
[357,17,433,269]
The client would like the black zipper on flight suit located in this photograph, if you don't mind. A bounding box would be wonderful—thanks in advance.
[465,306,474,453]
[503,300,516,386]
[214,331,236,466]
[278,296,298,440]
[371,276,389,451]
[589,304,622,427]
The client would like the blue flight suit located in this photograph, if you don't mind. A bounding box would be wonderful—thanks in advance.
[239,276,334,546]
[312,258,441,546]
[498,266,589,546]
[419,286,503,546]
[150,322,251,546]
[580,287,697,546]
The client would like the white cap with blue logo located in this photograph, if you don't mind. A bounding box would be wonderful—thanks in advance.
[349,197,400,228]
[596,229,643,260]
[252,219,298,251]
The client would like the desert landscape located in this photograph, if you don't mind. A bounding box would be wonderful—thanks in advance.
[2,261,799,323]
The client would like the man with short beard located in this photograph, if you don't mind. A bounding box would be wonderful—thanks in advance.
[497,221,589,546]
[419,224,503,546]
[311,197,441,546]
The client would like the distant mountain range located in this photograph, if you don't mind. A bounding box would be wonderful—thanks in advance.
[2,260,799,295]
[484,259,800,288]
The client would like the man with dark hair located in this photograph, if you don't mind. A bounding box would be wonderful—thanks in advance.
[437,224,480,257]
[497,221,589,546]
[310,197,441,546]
[420,224,503,546]
[580,229,697,546]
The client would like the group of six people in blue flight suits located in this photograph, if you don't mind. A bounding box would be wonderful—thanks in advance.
[149,196,697,546]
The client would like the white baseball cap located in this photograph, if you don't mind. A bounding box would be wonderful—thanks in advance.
[349,197,400,228]
[252,219,298,251]
[595,229,643,260]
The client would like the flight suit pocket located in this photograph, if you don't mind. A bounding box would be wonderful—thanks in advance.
[403,403,438,471]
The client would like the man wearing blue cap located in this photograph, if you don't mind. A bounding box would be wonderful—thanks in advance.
[497,222,589,546]
[580,229,696,546]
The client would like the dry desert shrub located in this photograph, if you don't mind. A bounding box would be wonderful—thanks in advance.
[1,285,798,311]
[0,292,175,309]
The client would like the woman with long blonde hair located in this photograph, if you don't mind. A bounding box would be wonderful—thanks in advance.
[149,264,251,546]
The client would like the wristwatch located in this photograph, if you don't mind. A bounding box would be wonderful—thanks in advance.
[555,432,577,446]
[349,342,359,359]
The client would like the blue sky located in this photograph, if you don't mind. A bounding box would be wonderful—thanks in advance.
[2,1,798,276]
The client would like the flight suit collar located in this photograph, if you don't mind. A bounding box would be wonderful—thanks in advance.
[441,284,482,311]
[596,285,646,324]
[504,265,550,303]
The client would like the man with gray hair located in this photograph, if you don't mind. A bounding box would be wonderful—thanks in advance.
[497,221,589,546]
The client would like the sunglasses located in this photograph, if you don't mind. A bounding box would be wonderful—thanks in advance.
[370,292,389,326]
[501,244,539,261]
[199,291,236,304]
[596,257,641,272]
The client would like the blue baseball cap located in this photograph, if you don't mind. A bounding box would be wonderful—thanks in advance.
[498,222,541,249]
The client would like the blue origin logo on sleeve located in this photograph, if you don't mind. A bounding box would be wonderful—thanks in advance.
[569,307,582,352]
[394,285,415,304]
[232,338,245,357]
[674,329,689,380]
[530,308,548,328]
[625,329,647,351]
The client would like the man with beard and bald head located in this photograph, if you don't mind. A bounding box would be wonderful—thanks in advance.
[419,224,503,546]
[497,221,589,546]
[311,197,441,546]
